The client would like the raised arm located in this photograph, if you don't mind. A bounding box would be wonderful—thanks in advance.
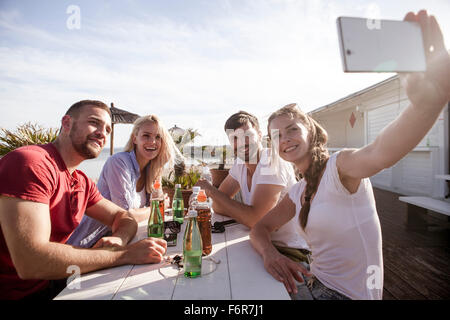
[0,196,166,280]
[337,11,450,189]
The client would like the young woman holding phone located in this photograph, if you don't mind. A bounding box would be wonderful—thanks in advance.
[250,10,450,300]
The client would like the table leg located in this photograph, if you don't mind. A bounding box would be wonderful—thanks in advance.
[406,204,428,232]
[445,181,450,199]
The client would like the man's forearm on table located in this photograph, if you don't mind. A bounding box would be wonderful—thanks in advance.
[128,206,150,223]
[110,211,138,244]
[18,242,128,280]
[209,188,258,227]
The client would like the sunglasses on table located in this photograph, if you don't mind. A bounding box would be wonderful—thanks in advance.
[211,219,237,233]
[163,221,181,246]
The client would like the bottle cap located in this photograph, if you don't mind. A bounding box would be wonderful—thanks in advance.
[192,186,201,193]
[175,184,181,189]
[187,209,198,218]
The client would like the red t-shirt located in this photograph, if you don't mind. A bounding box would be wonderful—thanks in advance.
[0,143,103,299]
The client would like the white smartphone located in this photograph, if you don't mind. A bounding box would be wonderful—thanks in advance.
[337,16,426,72]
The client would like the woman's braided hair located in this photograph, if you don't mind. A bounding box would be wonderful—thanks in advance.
[268,103,329,230]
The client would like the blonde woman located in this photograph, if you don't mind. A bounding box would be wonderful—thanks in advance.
[67,115,179,248]
[250,11,450,300]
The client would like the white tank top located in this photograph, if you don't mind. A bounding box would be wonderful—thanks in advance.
[288,152,383,300]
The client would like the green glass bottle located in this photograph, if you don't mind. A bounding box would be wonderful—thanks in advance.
[148,199,164,238]
[172,184,184,224]
[183,209,203,278]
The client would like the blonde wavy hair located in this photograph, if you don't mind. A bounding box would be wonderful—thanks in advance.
[124,115,180,194]
[268,103,329,230]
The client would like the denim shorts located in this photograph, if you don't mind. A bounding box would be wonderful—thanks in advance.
[276,247,350,300]
[291,273,351,300]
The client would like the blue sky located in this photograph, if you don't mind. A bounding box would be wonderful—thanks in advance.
[1,0,450,147]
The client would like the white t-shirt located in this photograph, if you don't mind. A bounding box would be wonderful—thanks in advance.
[229,148,309,250]
[288,151,383,300]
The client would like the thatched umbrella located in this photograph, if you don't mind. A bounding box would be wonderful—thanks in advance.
[109,103,140,155]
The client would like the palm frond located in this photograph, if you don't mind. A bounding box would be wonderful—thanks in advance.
[0,122,59,156]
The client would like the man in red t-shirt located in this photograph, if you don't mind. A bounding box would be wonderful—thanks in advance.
[0,100,167,299]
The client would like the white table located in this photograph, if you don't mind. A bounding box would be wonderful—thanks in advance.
[55,213,290,300]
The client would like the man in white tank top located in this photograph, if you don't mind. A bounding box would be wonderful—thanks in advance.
[196,111,309,253]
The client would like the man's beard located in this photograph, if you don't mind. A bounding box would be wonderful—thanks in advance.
[69,123,102,160]
[235,143,259,164]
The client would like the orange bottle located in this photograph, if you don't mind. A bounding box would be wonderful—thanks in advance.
[152,180,165,222]
[194,190,212,256]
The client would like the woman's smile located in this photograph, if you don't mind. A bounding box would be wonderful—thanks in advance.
[283,144,299,153]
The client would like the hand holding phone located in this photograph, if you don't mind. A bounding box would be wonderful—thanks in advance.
[337,10,449,107]
[401,10,450,109]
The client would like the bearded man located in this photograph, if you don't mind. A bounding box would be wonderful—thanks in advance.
[0,100,167,300]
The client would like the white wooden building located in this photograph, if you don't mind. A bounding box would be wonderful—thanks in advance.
[309,75,449,199]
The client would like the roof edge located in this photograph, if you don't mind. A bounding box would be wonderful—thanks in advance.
[309,75,399,115]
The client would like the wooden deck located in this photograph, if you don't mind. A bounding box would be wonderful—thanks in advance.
[373,187,450,299]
